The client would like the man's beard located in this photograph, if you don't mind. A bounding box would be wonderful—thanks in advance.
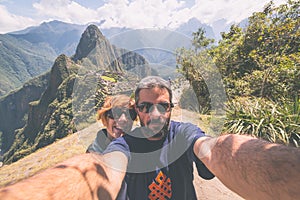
[140,117,171,139]
[151,127,168,139]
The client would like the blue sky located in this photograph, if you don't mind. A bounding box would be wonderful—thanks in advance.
[0,0,287,34]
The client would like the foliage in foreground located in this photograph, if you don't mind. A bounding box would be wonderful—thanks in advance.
[224,97,300,147]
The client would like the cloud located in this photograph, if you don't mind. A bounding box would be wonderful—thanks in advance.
[96,0,187,29]
[0,0,289,33]
[0,5,36,33]
[33,0,99,24]
[190,0,287,25]
[95,0,287,29]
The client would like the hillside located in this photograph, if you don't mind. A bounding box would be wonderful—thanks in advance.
[0,108,243,200]
[0,34,56,96]
[0,72,50,153]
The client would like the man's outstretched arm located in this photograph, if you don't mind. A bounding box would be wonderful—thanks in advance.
[0,152,127,200]
[194,134,300,200]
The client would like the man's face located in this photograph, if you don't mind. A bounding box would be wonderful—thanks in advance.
[135,87,172,140]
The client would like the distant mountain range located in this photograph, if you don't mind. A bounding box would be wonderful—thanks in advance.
[9,20,86,56]
[0,18,224,97]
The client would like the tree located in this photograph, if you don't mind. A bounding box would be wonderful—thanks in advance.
[176,28,216,113]
[210,0,300,101]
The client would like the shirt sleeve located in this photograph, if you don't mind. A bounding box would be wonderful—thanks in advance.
[193,134,215,180]
[86,129,110,153]
[103,136,131,160]
[179,122,215,180]
[86,141,105,153]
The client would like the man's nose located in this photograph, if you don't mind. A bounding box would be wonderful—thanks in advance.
[149,105,161,117]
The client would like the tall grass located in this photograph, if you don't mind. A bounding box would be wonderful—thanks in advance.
[224,97,300,147]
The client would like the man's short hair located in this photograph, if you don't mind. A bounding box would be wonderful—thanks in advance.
[135,76,172,103]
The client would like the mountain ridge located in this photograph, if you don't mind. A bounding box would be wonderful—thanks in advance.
[0,72,50,153]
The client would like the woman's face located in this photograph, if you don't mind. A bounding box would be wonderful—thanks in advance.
[105,107,136,140]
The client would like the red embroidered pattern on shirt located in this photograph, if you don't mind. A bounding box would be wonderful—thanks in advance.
[148,171,172,200]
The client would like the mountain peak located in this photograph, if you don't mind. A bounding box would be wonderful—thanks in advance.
[72,24,123,72]
[72,24,105,61]
[85,24,105,38]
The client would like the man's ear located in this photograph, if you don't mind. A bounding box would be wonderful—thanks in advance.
[134,104,142,117]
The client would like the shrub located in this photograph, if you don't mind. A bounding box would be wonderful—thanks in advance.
[224,97,300,147]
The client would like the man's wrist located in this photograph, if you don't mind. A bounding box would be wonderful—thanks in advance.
[195,136,218,160]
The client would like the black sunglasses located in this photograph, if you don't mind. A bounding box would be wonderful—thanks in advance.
[136,102,174,114]
[106,108,137,120]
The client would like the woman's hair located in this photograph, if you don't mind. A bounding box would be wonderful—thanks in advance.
[97,94,136,126]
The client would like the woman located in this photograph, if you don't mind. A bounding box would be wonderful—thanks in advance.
[87,94,137,153]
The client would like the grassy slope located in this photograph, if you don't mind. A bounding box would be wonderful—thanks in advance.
[0,122,100,186]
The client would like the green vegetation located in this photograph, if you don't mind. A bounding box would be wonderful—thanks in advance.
[177,0,299,146]
[2,55,79,164]
[3,65,131,164]
[0,34,56,97]
[225,97,300,147]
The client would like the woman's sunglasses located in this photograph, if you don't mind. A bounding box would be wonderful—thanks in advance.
[136,102,174,114]
[106,108,137,120]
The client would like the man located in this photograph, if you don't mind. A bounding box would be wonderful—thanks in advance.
[103,76,214,199]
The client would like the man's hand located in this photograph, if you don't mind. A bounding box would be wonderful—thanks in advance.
[0,152,127,200]
[194,136,218,160]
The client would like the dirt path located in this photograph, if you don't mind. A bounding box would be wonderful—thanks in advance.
[170,83,244,199]
[193,168,243,199]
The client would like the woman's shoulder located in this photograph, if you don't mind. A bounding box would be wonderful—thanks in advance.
[96,129,108,138]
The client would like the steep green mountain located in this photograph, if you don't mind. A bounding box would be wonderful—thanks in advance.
[0,34,56,96]
[2,54,78,163]
[72,24,156,77]
[0,72,50,153]
[2,24,153,164]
